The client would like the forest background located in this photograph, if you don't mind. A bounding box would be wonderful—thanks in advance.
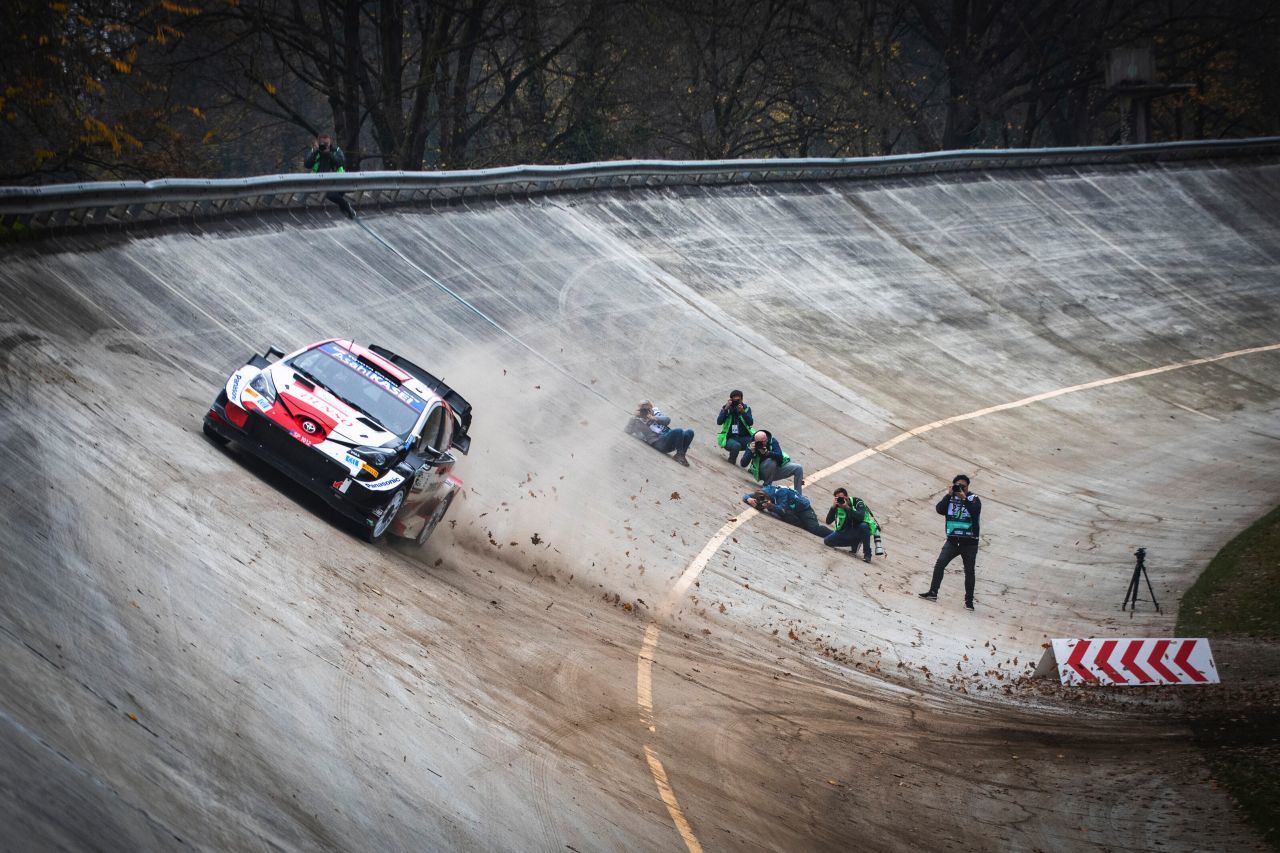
[2,0,1277,183]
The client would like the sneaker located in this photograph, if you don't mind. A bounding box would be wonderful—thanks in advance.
[863,557,872,564]
[727,454,739,465]
[674,452,690,467]
[964,600,974,610]
[918,591,937,601]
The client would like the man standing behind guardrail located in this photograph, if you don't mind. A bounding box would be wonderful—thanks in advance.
[918,474,981,610]
[304,133,355,219]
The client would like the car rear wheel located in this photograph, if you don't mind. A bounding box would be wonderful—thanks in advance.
[202,419,229,445]
[365,487,407,544]
[416,491,455,547]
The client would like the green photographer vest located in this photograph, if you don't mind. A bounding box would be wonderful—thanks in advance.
[747,440,790,480]
[717,407,752,448]
[832,506,848,531]
[834,502,879,535]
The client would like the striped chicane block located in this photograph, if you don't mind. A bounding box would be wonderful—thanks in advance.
[1033,638,1219,686]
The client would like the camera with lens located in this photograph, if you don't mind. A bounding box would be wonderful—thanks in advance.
[836,496,846,505]
[1134,546,1146,560]
[753,440,766,452]
[951,483,964,493]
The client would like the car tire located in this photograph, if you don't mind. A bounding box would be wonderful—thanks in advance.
[416,491,455,547]
[364,486,408,544]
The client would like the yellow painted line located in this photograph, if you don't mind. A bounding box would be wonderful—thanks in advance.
[644,745,705,853]
[635,340,1280,852]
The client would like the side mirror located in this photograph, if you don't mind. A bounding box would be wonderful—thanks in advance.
[451,432,471,455]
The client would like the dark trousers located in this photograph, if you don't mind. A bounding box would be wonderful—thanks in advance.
[784,507,831,538]
[824,522,871,557]
[724,437,747,463]
[929,537,978,602]
[654,428,694,455]
[325,191,355,217]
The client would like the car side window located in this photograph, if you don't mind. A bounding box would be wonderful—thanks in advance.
[417,404,446,454]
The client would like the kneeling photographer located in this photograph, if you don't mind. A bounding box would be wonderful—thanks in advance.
[739,429,805,493]
[823,488,876,562]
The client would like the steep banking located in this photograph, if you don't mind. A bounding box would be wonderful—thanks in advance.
[1,157,1279,851]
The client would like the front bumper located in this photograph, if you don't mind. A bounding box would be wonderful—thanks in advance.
[204,403,390,526]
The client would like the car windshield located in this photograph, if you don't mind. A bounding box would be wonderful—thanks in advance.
[289,342,426,437]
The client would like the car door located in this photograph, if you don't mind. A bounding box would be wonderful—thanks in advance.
[404,403,455,519]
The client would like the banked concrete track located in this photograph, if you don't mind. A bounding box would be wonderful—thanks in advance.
[2,151,1279,851]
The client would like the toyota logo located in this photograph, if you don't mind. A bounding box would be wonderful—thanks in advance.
[301,419,318,435]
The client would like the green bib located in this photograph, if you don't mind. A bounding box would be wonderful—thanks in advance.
[717,408,751,448]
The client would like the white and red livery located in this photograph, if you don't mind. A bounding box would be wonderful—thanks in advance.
[203,339,471,544]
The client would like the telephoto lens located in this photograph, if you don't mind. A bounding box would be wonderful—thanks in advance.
[874,534,885,556]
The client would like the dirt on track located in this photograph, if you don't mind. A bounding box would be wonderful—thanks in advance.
[2,159,1280,851]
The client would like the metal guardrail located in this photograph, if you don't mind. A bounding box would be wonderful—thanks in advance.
[2,137,1278,231]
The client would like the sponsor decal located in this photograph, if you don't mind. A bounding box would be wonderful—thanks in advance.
[228,372,243,400]
[363,473,406,492]
[343,453,363,473]
[288,386,349,423]
[318,342,426,412]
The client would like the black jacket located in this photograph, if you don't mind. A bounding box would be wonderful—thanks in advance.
[304,146,347,173]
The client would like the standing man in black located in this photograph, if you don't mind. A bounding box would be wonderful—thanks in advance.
[918,474,981,610]
[303,133,355,218]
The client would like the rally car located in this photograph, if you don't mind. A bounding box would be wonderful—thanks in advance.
[202,339,471,545]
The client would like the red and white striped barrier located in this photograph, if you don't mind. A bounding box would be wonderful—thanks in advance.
[1033,638,1219,686]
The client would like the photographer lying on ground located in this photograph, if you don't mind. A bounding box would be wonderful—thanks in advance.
[716,390,754,464]
[625,400,694,466]
[823,488,879,562]
[739,429,804,493]
[742,486,831,537]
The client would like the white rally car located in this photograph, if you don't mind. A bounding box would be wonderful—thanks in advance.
[203,339,471,544]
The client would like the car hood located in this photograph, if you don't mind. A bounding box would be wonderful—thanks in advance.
[265,363,400,450]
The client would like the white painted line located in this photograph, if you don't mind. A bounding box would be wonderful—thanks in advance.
[634,340,1280,853]
[1168,401,1222,422]
[637,623,659,733]
[662,510,755,616]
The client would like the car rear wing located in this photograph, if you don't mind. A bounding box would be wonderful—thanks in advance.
[369,344,473,455]
[247,346,286,369]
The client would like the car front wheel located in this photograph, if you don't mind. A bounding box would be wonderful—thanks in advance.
[364,487,407,544]
[416,491,455,547]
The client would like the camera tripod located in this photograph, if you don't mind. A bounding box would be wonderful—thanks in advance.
[1121,547,1160,613]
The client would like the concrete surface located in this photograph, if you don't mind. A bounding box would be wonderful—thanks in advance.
[1,157,1279,851]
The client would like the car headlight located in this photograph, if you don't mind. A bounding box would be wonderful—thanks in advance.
[249,370,278,404]
[350,445,400,480]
